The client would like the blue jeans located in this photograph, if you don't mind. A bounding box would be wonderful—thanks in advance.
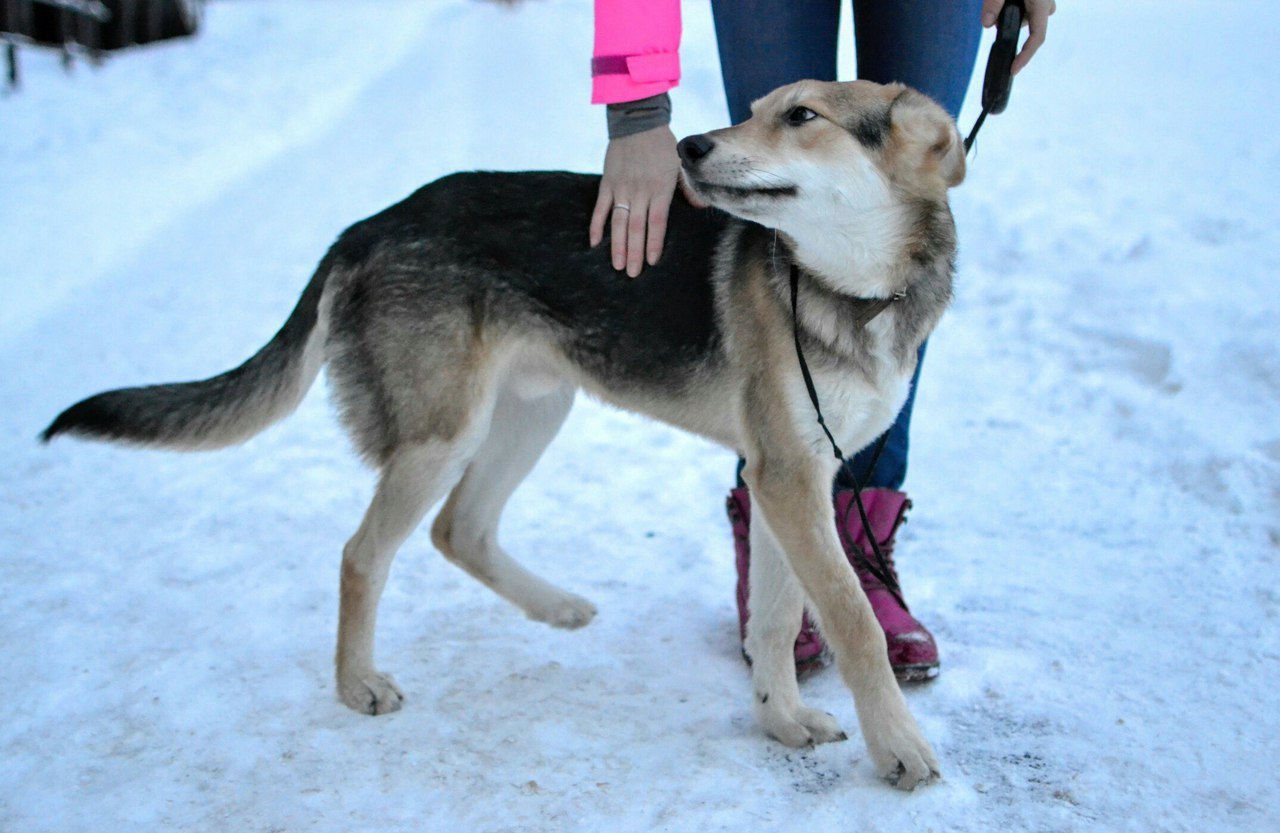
[713,0,981,491]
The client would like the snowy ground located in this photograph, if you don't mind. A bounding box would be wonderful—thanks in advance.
[2,1,1278,830]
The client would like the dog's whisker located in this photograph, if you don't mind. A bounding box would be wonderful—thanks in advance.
[740,163,790,187]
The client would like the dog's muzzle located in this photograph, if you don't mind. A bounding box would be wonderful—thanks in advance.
[677,133,797,202]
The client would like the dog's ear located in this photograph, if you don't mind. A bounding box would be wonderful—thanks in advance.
[930,123,966,189]
[887,89,966,190]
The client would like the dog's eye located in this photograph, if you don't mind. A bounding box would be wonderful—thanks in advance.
[785,106,818,126]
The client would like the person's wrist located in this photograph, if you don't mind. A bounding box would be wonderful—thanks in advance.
[606,92,672,140]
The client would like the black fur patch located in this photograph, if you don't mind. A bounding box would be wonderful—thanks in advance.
[848,108,891,149]
[329,172,729,402]
[41,394,130,442]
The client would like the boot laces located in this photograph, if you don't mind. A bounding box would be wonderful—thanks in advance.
[851,536,898,593]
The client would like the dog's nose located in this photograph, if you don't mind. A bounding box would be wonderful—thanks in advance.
[677,134,715,165]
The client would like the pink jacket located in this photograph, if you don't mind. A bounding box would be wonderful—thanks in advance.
[592,0,682,104]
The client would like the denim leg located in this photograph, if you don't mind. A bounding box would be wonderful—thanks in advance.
[850,0,983,120]
[710,0,981,125]
[840,0,980,491]
[710,0,841,124]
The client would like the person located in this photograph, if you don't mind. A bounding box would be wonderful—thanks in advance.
[589,0,1056,680]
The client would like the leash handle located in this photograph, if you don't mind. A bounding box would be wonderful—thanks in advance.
[965,0,1025,154]
[982,0,1025,115]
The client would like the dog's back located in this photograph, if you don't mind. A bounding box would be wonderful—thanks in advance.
[320,171,736,462]
[43,171,731,460]
[336,171,728,381]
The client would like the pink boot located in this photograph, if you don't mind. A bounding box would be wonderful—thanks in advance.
[833,488,939,682]
[727,487,939,682]
[726,488,825,672]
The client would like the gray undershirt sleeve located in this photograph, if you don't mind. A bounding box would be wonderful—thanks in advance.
[605,92,673,140]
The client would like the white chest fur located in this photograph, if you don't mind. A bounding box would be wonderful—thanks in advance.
[788,308,914,459]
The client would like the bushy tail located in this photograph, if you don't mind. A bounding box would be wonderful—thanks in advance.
[41,260,333,451]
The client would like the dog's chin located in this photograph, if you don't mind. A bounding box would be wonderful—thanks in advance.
[684,175,798,210]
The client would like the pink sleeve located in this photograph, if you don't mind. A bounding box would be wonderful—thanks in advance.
[592,0,682,104]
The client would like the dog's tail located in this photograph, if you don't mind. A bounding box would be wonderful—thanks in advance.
[41,256,335,451]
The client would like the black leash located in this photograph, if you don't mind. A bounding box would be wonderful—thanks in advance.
[789,264,907,609]
[786,0,1029,605]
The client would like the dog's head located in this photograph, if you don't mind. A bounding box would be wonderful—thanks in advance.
[678,80,964,233]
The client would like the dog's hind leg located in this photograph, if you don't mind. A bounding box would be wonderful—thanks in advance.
[430,382,598,630]
[745,510,848,747]
[336,440,474,715]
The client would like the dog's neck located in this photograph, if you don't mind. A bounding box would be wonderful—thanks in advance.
[778,204,912,299]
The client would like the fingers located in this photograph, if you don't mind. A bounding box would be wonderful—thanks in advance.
[608,196,672,278]
[589,188,611,249]
[610,200,633,274]
[628,202,649,276]
[645,193,674,270]
[595,195,643,276]
[591,126,682,278]
[982,0,1056,76]
[980,0,1004,28]
[1012,0,1055,75]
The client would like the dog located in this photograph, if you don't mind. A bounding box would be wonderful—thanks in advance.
[43,80,964,789]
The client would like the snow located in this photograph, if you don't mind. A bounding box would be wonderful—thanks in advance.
[2,1,1278,830]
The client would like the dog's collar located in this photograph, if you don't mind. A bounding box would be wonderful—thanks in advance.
[788,263,905,330]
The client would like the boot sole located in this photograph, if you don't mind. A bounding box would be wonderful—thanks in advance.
[894,663,940,684]
[744,650,938,683]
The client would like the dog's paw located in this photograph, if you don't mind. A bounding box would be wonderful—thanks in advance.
[864,717,940,791]
[758,701,848,748]
[338,671,404,716]
[528,592,597,631]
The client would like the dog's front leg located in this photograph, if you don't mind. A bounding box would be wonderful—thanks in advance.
[741,428,939,789]
[745,509,849,747]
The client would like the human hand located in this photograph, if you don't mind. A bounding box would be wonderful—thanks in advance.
[590,126,689,278]
[981,0,1056,75]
